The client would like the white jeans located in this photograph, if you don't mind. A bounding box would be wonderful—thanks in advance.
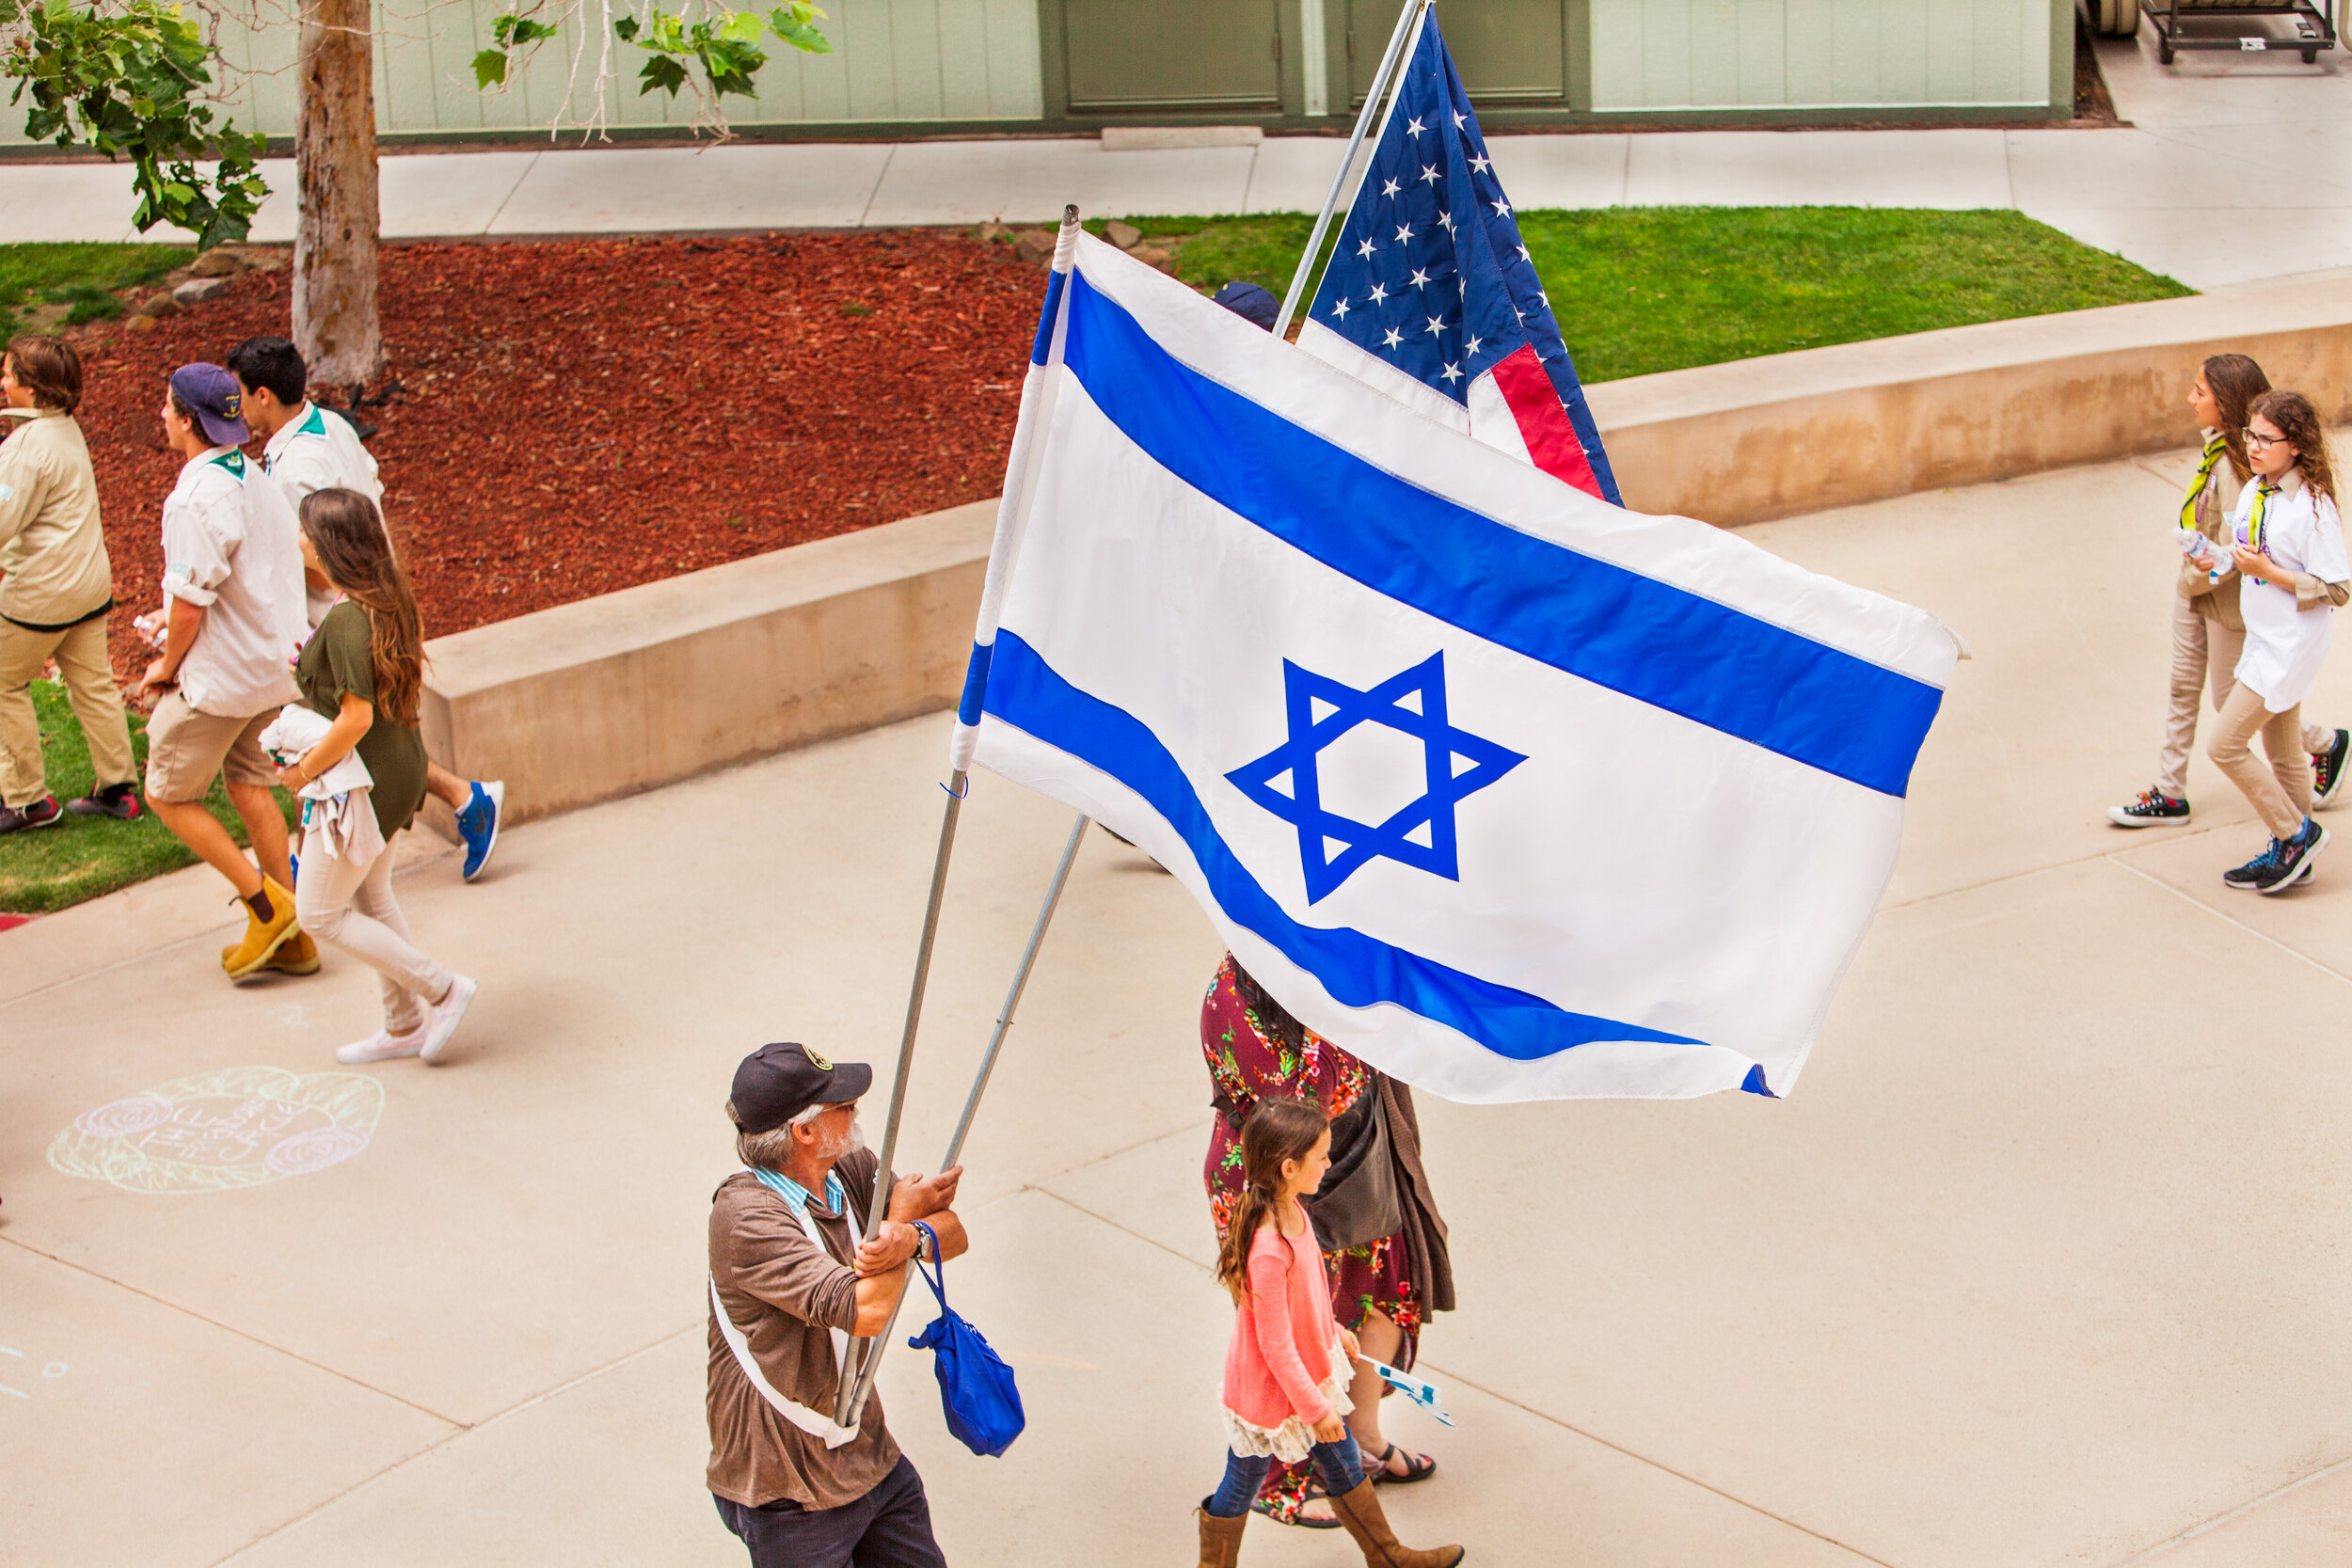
[295,828,452,1037]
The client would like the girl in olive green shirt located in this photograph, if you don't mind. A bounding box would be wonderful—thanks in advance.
[279,487,478,1066]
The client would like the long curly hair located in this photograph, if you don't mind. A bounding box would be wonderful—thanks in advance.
[2202,353,2270,482]
[2250,388,2338,506]
[1212,1096,1330,1304]
[299,487,423,727]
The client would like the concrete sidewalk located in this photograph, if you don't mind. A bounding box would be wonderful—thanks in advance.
[2,29,2350,291]
[11,434,2352,1565]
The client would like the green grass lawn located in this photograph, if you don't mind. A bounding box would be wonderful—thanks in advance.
[1,681,296,915]
[1092,207,2192,383]
[0,241,189,338]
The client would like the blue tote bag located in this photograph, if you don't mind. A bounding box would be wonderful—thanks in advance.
[905,1222,1025,1457]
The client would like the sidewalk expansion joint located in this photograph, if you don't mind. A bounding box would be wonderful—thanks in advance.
[855,144,896,229]
[2106,849,2352,989]
[206,1321,700,1568]
[1,1231,463,1428]
[2107,1447,2352,1565]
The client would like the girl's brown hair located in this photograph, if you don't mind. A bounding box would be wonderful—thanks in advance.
[6,334,82,414]
[2249,388,2338,506]
[2203,354,2272,481]
[299,487,424,726]
[1212,1097,1330,1303]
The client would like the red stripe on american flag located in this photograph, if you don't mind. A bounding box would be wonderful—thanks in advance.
[1489,342,1604,500]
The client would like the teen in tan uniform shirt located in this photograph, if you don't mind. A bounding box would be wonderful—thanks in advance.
[708,1042,967,1568]
[0,336,137,830]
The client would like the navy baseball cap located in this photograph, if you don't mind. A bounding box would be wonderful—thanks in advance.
[168,362,248,447]
[730,1042,873,1134]
[1212,280,1279,333]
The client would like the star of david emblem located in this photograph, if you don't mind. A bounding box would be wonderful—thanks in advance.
[1225,653,1526,904]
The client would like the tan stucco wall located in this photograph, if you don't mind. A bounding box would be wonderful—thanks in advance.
[1588,272,2352,527]
[419,499,993,829]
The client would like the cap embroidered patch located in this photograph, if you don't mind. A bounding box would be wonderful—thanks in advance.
[804,1046,833,1070]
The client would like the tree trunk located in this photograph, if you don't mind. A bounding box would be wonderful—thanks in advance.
[293,0,382,391]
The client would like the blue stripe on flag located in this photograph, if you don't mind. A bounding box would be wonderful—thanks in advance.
[983,630,1705,1062]
[957,641,994,726]
[1059,272,1942,799]
[1029,266,1070,367]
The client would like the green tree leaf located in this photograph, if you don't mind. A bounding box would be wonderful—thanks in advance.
[471,47,509,87]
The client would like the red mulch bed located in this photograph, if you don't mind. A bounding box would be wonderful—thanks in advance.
[69,230,1045,679]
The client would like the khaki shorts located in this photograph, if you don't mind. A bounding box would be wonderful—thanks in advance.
[143,691,280,803]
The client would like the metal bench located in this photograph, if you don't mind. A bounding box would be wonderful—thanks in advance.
[2085,0,2337,64]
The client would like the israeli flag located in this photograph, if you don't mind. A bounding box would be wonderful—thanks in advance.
[949,225,1960,1103]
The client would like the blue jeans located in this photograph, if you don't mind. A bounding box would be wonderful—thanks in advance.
[1206,1435,1366,1518]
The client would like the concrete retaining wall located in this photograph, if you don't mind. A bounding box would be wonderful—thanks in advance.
[1588,270,2352,527]
[420,500,993,828]
[421,275,2352,827]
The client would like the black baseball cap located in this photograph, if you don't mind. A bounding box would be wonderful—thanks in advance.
[1212,280,1279,332]
[730,1042,873,1134]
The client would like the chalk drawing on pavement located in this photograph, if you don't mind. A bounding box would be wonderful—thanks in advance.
[48,1067,382,1195]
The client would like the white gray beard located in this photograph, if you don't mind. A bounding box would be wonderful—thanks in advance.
[845,1119,868,1156]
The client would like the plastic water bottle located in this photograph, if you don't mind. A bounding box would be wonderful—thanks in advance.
[2177,527,2227,584]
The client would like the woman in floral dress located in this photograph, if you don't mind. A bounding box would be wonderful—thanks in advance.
[1200,953,1453,1527]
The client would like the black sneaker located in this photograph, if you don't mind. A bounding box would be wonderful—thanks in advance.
[2108,787,2190,828]
[2314,729,2351,808]
[0,795,63,832]
[2261,819,2329,895]
[65,781,142,820]
[2223,838,2284,891]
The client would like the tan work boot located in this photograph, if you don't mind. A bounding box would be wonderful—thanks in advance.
[1196,1505,1247,1568]
[1327,1479,1462,1568]
[221,877,300,981]
[262,929,320,975]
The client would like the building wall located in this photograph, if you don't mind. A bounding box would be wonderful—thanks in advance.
[0,0,1043,145]
[1587,0,2054,111]
[0,0,2060,149]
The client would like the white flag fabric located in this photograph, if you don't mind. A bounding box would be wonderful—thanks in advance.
[949,228,1959,1103]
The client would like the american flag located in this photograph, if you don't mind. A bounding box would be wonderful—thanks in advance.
[1297,10,1621,505]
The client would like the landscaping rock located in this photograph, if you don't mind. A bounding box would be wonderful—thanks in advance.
[186,248,247,278]
[173,276,230,306]
[976,219,1010,244]
[137,293,182,320]
[1128,246,1174,275]
[123,315,159,333]
[1104,219,1143,251]
[1012,230,1056,267]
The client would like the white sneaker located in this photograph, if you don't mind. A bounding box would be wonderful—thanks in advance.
[420,974,477,1063]
[337,1029,424,1065]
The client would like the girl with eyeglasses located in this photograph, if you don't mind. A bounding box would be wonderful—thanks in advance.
[2110,356,2352,828]
[2202,390,2349,893]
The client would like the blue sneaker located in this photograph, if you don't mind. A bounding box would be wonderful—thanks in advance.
[456,780,503,882]
[289,850,298,888]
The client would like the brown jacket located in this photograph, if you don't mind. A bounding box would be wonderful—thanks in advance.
[706,1148,903,1509]
[0,407,112,629]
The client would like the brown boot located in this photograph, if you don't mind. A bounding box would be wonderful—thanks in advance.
[1327,1479,1463,1568]
[1197,1504,1247,1568]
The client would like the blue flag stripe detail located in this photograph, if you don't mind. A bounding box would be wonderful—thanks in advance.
[1060,273,1942,799]
[956,641,994,726]
[983,630,1704,1062]
[1028,266,1069,367]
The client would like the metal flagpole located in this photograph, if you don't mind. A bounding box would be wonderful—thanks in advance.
[1272,0,1430,338]
[834,810,1093,1425]
[834,768,970,1425]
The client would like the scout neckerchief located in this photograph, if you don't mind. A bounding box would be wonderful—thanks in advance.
[2181,431,2229,532]
[708,1164,864,1449]
[2248,476,2282,561]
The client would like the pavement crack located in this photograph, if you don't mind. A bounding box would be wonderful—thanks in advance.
[2106,851,2352,988]
[0,1232,462,1427]
[856,143,897,228]
[204,1322,700,1567]
[2106,1447,2352,1565]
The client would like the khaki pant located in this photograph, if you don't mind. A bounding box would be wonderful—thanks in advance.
[143,692,278,804]
[2158,594,2332,798]
[2209,682,2314,839]
[295,827,452,1037]
[0,615,135,808]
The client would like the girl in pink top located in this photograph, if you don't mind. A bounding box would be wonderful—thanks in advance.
[1197,1097,1463,1568]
